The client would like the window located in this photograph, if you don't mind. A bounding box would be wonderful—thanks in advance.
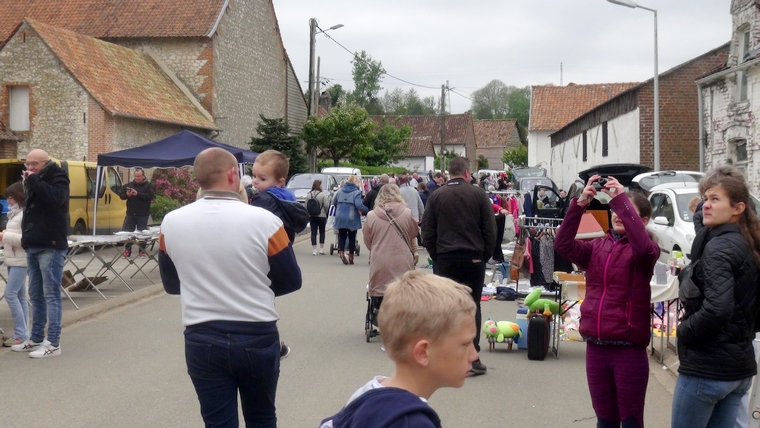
[739,71,749,102]
[660,195,675,226]
[602,122,609,157]
[741,29,751,62]
[737,27,751,102]
[8,86,29,131]
[731,139,748,176]
[582,131,588,162]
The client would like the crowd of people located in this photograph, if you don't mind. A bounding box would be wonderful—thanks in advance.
[4,145,759,427]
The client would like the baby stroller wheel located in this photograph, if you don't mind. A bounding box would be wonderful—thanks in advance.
[330,245,335,255]
[355,245,360,257]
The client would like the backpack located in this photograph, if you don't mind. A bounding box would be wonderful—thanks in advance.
[306,191,322,216]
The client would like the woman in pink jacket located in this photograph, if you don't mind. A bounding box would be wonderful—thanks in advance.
[363,184,418,321]
[554,176,659,428]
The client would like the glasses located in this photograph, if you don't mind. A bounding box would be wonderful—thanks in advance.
[24,160,47,168]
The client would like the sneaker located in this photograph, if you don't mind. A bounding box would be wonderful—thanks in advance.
[30,343,61,359]
[468,359,487,376]
[11,339,50,352]
[313,249,318,256]
[138,252,146,258]
[319,249,325,255]
[123,249,132,257]
[280,342,291,360]
[3,337,22,347]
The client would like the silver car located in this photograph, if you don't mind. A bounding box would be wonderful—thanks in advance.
[286,173,339,206]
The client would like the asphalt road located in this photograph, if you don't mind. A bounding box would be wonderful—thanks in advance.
[0,230,677,427]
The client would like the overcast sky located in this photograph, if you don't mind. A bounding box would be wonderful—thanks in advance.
[275,0,733,114]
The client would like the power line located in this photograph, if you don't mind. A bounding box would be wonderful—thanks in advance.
[449,88,473,101]
[316,26,440,90]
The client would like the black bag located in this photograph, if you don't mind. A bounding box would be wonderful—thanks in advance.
[306,191,321,216]
[527,314,550,360]
[495,286,517,301]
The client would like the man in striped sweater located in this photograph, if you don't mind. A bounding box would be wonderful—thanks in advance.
[159,148,301,428]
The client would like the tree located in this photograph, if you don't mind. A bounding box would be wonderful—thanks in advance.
[355,119,412,166]
[471,79,509,119]
[381,88,438,116]
[477,155,489,170]
[507,87,531,128]
[381,88,406,115]
[350,51,386,114]
[249,115,307,179]
[301,103,376,167]
[502,144,528,170]
[435,150,458,170]
[325,84,346,107]
[470,80,531,127]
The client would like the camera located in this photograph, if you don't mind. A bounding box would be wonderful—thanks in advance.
[592,178,608,191]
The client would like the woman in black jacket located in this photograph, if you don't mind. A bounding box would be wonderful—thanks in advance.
[671,166,760,428]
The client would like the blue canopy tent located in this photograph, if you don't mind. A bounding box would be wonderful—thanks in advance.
[93,130,258,233]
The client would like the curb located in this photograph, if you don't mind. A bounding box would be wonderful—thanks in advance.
[61,284,166,328]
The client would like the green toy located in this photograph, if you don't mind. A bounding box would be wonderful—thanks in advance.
[524,288,560,317]
[482,318,522,352]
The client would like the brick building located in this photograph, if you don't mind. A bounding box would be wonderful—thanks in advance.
[698,0,760,195]
[370,114,477,171]
[528,83,637,170]
[0,0,307,161]
[473,119,524,170]
[548,44,730,189]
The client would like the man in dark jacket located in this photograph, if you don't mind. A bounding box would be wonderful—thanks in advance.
[119,167,155,257]
[362,174,389,212]
[426,172,443,192]
[422,156,496,376]
[13,149,69,358]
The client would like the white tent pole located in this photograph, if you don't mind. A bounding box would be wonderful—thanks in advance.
[93,166,103,235]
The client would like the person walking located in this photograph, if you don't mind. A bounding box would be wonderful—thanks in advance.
[363,184,418,320]
[119,167,154,257]
[421,156,496,376]
[671,166,760,428]
[554,176,659,428]
[332,175,368,265]
[417,182,430,207]
[308,179,330,255]
[12,149,69,359]
[159,148,301,427]
[363,174,388,212]
[2,182,29,347]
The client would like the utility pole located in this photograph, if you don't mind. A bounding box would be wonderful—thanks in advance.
[440,84,447,173]
[307,18,317,172]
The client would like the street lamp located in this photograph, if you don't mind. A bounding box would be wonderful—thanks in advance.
[307,19,343,171]
[607,0,659,171]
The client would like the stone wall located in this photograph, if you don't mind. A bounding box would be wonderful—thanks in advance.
[477,147,506,170]
[111,117,188,152]
[0,23,89,160]
[212,0,288,148]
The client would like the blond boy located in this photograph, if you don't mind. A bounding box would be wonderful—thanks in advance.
[251,150,309,243]
[320,271,478,428]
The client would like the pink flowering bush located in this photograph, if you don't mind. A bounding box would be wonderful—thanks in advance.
[150,168,199,222]
[152,167,199,206]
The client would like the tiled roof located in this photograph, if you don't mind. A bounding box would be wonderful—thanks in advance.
[370,114,474,145]
[473,119,517,148]
[27,19,216,130]
[0,0,226,42]
[529,83,637,131]
[406,136,435,157]
[0,120,23,141]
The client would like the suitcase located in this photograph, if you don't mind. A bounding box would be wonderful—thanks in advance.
[527,314,550,360]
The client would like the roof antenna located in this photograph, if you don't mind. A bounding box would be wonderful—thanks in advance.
[560,62,563,86]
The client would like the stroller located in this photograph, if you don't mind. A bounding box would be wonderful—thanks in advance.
[365,285,381,342]
[327,206,361,256]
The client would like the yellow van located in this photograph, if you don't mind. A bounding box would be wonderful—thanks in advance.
[0,159,126,234]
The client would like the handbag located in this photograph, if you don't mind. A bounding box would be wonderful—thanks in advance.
[503,213,515,243]
[381,206,418,265]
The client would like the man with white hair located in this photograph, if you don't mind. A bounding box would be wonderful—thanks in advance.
[12,149,69,358]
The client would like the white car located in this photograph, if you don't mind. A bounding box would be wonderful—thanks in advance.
[646,182,701,263]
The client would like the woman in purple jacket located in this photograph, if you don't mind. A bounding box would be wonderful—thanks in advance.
[554,175,659,428]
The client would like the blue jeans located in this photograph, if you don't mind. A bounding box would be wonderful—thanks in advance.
[671,374,752,428]
[4,266,29,341]
[185,327,280,428]
[27,247,65,346]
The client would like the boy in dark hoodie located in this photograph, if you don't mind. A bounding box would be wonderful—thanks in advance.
[320,271,477,428]
[251,150,308,359]
[251,150,309,242]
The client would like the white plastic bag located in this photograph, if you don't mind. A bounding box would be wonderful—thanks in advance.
[503,214,515,243]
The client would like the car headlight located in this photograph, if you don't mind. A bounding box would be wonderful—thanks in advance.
[686,234,695,244]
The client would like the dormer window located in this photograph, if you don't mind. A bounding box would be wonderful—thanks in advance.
[741,28,751,62]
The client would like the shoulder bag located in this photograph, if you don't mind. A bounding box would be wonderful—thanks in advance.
[381,206,419,266]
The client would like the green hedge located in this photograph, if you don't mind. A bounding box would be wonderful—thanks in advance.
[150,195,181,224]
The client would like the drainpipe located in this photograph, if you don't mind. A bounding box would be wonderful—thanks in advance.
[697,82,704,172]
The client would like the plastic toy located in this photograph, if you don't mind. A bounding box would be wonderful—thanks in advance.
[482,318,522,352]
[524,288,560,317]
